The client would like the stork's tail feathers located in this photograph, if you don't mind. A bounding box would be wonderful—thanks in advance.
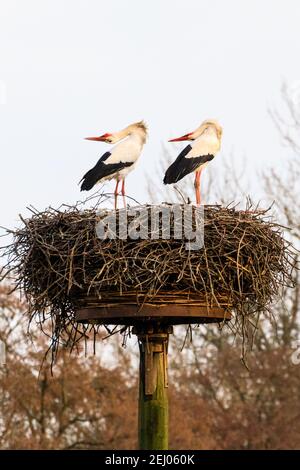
[80,160,134,192]
[163,169,176,185]
[80,171,98,191]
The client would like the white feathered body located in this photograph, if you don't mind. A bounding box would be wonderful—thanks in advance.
[80,122,147,191]
[164,124,222,184]
[102,134,143,181]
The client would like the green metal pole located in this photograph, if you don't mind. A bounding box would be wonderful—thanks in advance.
[137,328,170,450]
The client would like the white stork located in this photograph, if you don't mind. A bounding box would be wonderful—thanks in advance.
[80,121,147,208]
[163,119,223,205]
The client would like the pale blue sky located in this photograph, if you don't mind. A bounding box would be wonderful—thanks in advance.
[1,0,300,230]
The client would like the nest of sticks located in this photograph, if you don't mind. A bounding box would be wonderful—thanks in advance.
[0,201,296,359]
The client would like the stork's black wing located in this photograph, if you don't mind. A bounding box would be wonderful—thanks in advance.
[80,152,133,191]
[163,145,214,184]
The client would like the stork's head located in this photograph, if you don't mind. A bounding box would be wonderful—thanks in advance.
[169,119,223,142]
[201,120,223,140]
[85,120,148,144]
[126,120,148,143]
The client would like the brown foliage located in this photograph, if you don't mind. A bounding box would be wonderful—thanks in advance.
[0,285,138,449]
[1,282,300,450]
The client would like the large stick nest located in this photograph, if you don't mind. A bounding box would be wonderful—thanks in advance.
[1,202,296,358]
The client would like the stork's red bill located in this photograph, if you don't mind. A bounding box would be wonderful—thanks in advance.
[164,119,223,205]
[80,121,147,208]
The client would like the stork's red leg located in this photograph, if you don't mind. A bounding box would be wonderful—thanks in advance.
[114,179,120,195]
[194,170,201,205]
[198,169,203,204]
[114,180,119,209]
[121,179,125,196]
[121,179,126,208]
[194,172,198,204]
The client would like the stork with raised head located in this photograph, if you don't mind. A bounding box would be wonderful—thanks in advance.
[80,121,147,208]
[163,120,223,205]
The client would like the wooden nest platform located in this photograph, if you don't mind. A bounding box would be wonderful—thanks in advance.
[1,203,295,356]
[75,290,231,325]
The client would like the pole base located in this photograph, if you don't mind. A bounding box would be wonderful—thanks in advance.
[134,324,172,450]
